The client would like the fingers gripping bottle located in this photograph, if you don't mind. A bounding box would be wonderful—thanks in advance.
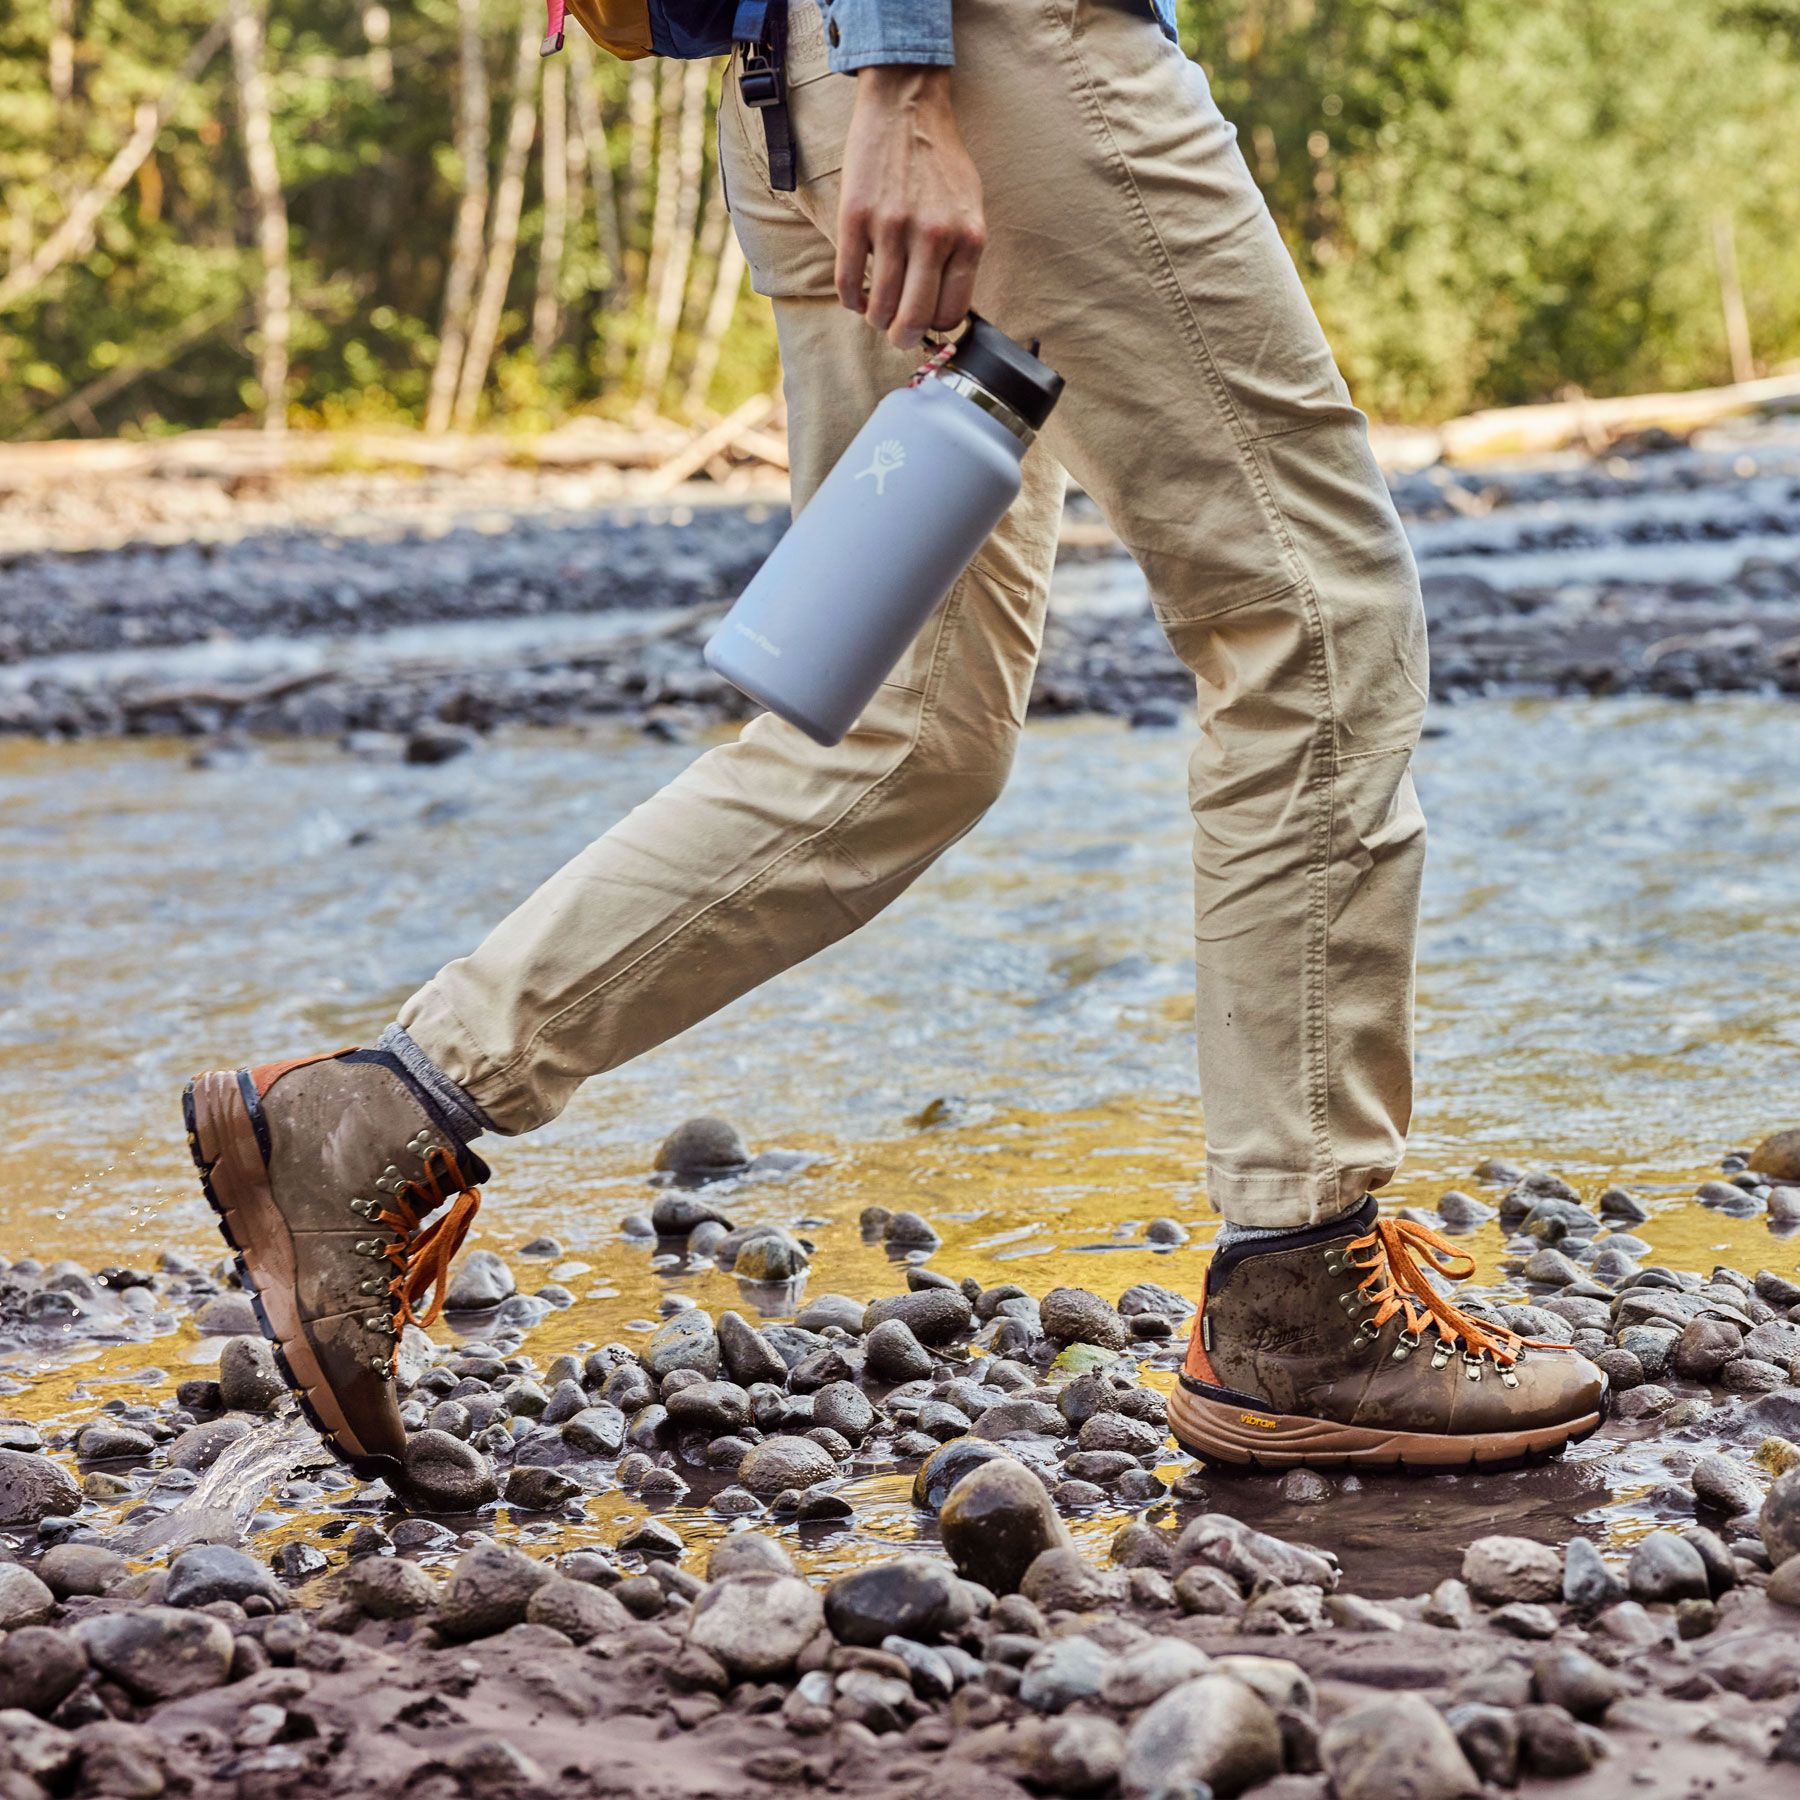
[704,315,1064,747]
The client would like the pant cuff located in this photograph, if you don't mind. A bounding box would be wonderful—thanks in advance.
[396,982,547,1137]
[1206,1160,1396,1229]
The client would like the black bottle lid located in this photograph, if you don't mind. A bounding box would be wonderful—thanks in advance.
[947,313,1064,430]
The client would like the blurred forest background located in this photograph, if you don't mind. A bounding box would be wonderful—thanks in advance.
[2,0,1798,442]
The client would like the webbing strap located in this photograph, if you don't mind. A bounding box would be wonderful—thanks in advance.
[737,2,796,193]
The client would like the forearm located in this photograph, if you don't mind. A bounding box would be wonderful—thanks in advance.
[819,0,954,73]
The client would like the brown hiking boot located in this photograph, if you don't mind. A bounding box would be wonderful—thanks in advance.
[1168,1198,1608,1469]
[182,1048,488,1484]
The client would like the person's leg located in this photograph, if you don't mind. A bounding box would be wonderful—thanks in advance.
[396,107,1066,1135]
[183,45,1064,1482]
[920,0,1600,1462]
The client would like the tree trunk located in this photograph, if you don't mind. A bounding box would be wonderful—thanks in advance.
[532,51,567,359]
[682,123,732,340]
[361,1,394,94]
[451,10,540,429]
[1712,212,1755,385]
[0,11,231,314]
[637,59,708,410]
[230,0,291,434]
[683,231,746,416]
[49,0,75,104]
[568,32,621,289]
[425,0,491,433]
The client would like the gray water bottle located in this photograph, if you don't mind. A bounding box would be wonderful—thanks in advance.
[704,315,1064,746]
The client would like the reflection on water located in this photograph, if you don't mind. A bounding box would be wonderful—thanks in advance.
[0,698,1795,1583]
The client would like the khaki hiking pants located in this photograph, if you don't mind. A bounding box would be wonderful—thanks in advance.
[400,0,1430,1228]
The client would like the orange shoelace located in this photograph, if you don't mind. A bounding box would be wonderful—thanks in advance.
[1343,1216,1527,1366]
[376,1145,483,1336]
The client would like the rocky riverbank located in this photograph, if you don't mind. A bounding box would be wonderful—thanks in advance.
[1,1125,1800,1795]
[1,421,1798,745]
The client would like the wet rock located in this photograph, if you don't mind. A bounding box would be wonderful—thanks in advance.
[1491,1602,1559,1639]
[650,1191,734,1237]
[729,1229,810,1283]
[1692,1451,1762,1517]
[562,1405,627,1458]
[865,1317,934,1384]
[74,1420,154,1461]
[740,1435,838,1497]
[1743,1318,1800,1366]
[193,1293,260,1335]
[939,1459,1070,1595]
[646,1310,721,1379]
[399,1428,498,1511]
[1613,1382,1676,1421]
[166,1415,254,1471]
[972,1398,1066,1441]
[1120,1674,1282,1799]
[1020,1635,1112,1712]
[1423,1577,1475,1628]
[665,1379,752,1436]
[1446,1702,1518,1787]
[1077,1412,1163,1456]
[1722,1355,1787,1394]
[437,1539,553,1640]
[166,1544,285,1610]
[1174,1565,1242,1615]
[655,1117,750,1183]
[792,1294,866,1334]
[715,1310,786,1387]
[0,1626,86,1716]
[1178,1514,1339,1594]
[1599,1186,1650,1223]
[76,1607,234,1701]
[1020,1548,1125,1612]
[1462,1534,1562,1604]
[863,1290,973,1346]
[1040,1287,1129,1350]
[883,1211,942,1252]
[1102,1639,1211,1709]
[825,1557,965,1646]
[217,1336,285,1413]
[339,1556,437,1618]
[445,1249,515,1310]
[911,1437,1018,1512]
[1320,1693,1480,1800]
[1618,1325,1677,1379]
[812,1382,875,1442]
[0,1565,53,1629]
[1749,1129,1800,1183]
[1627,1530,1710,1603]
[504,1464,583,1510]
[0,1450,81,1526]
[1436,1191,1495,1230]
[37,1542,124,1600]
[1562,1535,1626,1610]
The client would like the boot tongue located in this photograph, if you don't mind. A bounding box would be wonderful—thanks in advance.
[452,1140,491,1188]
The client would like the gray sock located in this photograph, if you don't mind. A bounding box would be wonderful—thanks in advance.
[1214,1219,1318,1250]
[376,1023,494,1143]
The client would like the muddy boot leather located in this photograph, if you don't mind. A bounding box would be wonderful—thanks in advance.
[183,1049,488,1485]
[1169,1198,1608,1467]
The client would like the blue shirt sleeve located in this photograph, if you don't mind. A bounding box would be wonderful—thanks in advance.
[819,0,955,71]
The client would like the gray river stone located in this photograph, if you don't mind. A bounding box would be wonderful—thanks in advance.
[1463,1534,1563,1604]
[1627,1530,1711,1603]
[1040,1286,1129,1350]
[655,1116,750,1184]
[77,1608,234,1701]
[825,1556,967,1647]
[912,1436,1019,1512]
[865,1317,934,1383]
[165,1544,286,1610]
[436,1539,554,1640]
[1120,1674,1282,1798]
[740,1435,838,1497]
[1321,1693,1480,1800]
[400,1427,499,1511]
[217,1335,285,1412]
[0,1565,53,1630]
[938,1458,1070,1595]
[863,1289,973,1346]
[716,1310,787,1386]
[646,1310,721,1379]
[686,1573,823,1677]
[445,1249,515,1310]
[0,1626,86,1716]
[0,1449,80,1525]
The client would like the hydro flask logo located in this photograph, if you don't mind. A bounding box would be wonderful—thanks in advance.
[854,438,906,495]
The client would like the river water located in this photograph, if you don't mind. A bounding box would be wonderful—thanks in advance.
[1,697,1796,1585]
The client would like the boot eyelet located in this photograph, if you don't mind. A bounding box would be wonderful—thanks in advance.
[1392,1330,1421,1362]
[1322,1250,1345,1275]
[368,1356,390,1374]
[1338,1290,1366,1315]
[349,1196,376,1218]
[1499,1367,1520,1388]
[1352,1320,1380,1350]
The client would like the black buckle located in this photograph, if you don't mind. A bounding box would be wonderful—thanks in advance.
[736,42,784,108]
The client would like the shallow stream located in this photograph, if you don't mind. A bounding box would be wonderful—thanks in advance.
[0,697,1796,1591]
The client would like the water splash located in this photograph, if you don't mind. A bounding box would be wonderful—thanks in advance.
[186,1412,327,1531]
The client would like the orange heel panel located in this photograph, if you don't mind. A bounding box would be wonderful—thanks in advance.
[1182,1268,1220,1385]
[249,1046,357,1099]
